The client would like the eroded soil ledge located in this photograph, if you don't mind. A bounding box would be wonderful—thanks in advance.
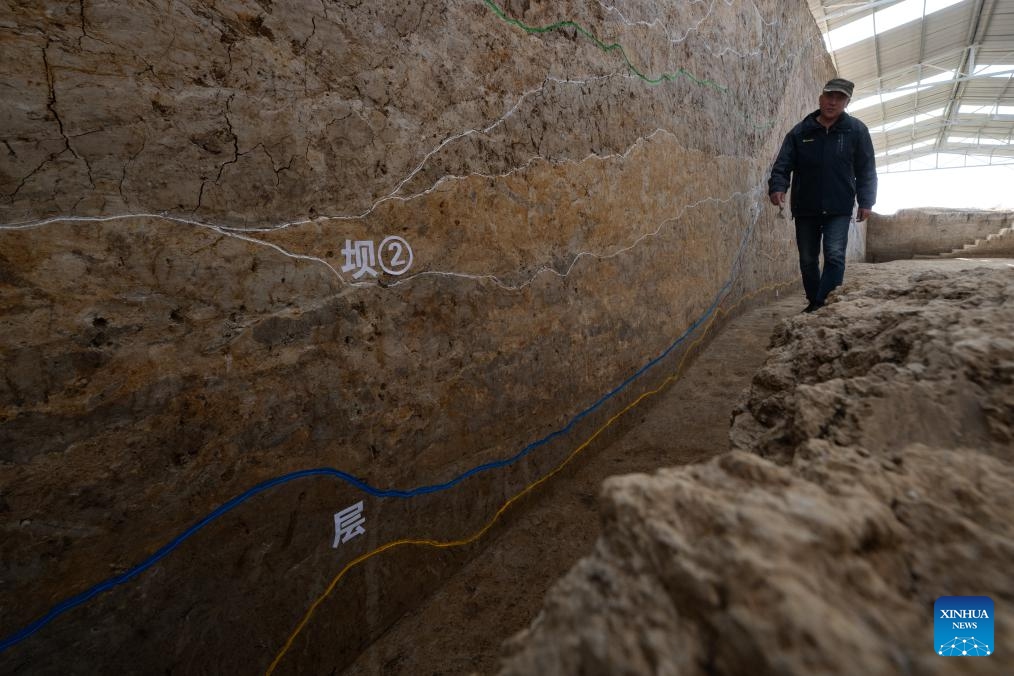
[500,260,1014,676]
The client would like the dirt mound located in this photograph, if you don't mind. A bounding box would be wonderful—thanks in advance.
[732,264,1013,459]
[498,262,1014,675]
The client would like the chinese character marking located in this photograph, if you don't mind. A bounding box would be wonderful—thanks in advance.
[378,236,414,276]
[332,500,365,548]
[341,240,378,279]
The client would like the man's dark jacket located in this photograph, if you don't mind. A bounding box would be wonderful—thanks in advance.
[768,110,877,217]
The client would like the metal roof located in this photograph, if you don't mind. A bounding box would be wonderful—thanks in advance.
[807,0,1014,172]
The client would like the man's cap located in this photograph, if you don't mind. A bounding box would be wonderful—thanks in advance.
[823,78,854,97]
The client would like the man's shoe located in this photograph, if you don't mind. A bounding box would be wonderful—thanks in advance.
[802,302,822,314]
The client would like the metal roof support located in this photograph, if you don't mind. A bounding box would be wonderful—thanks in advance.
[934,0,995,151]
[872,7,886,123]
[988,70,1014,124]
[911,0,930,154]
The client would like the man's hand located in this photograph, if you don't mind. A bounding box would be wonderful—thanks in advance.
[857,207,871,222]
[769,192,786,207]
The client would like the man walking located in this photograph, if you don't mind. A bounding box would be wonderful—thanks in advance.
[768,77,878,312]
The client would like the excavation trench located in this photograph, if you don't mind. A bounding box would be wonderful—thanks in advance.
[339,290,805,675]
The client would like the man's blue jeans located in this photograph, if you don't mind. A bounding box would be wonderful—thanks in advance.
[794,214,851,307]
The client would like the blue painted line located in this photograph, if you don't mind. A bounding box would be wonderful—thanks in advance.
[0,201,763,654]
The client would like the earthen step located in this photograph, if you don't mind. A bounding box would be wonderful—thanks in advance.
[932,224,1014,258]
[936,227,1014,257]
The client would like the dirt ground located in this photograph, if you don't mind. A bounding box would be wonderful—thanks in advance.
[343,286,807,675]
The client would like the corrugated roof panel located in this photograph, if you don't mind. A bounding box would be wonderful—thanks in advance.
[809,0,1014,166]
[961,80,1014,101]
[858,89,953,126]
[883,128,944,144]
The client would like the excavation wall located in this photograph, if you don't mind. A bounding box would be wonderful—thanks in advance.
[1,1,832,672]
[867,208,1014,261]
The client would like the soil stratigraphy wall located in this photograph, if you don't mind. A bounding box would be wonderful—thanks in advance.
[1,1,831,672]
[867,208,1014,261]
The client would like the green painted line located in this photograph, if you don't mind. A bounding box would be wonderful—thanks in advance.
[481,0,729,92]
[479,1,787,132]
